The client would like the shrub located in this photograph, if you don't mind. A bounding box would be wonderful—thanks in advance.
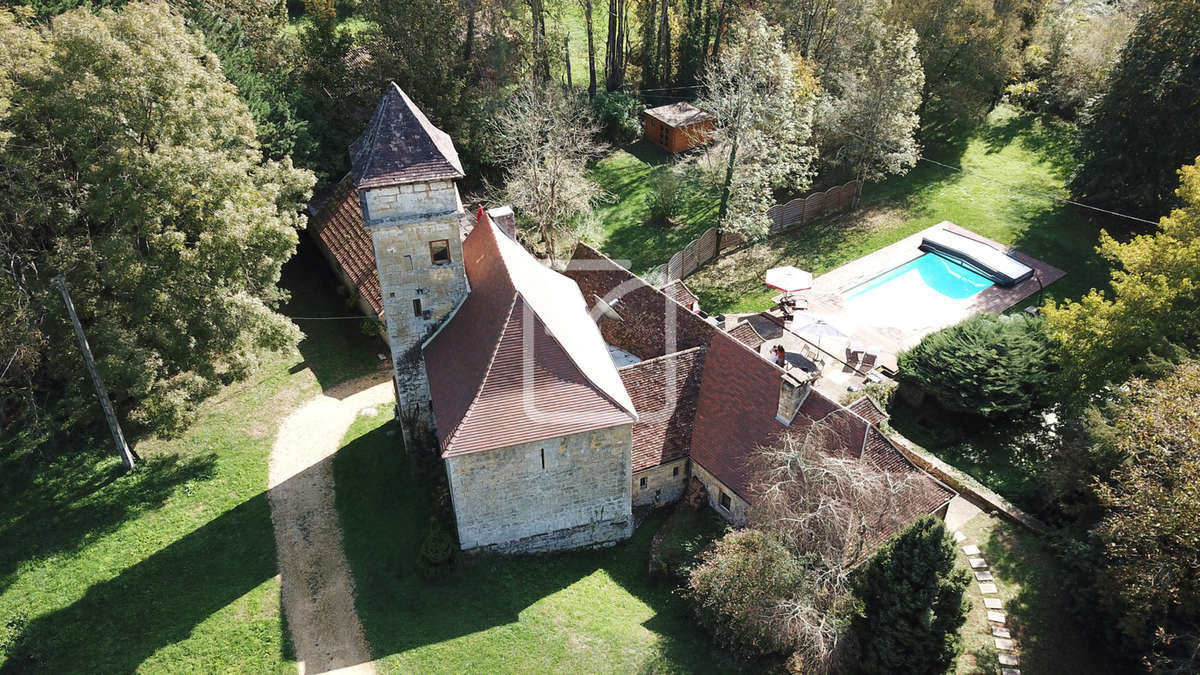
[648,504,727,579]
[850,516,970,675]
[646,168,685,226]
[591,91,641,144]
[416,517,458,581]
[898,313,1051,418]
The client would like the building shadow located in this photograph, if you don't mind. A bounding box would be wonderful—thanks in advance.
[279,240,390,394]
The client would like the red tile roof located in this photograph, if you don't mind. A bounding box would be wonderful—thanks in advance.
[424,216,636,457]
[350,82,464,189]
[620,347,705,473]
[848,395,888,426]
[307,176,382,315]
[860,427,956,548]
[727,321,766,351]
[660,279,700,311]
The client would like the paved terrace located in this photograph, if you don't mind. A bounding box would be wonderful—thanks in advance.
[727,222,1063,400]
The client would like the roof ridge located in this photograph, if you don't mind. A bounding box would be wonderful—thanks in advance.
[439,293,520,453]
[617,345,705,370]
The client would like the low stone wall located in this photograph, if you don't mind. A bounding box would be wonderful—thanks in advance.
[884,430,1049,534]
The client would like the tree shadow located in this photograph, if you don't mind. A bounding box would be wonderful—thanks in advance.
[623,139,674,167]
[0,435,217,596]
[278,240,390,394]
[333,422,738,670]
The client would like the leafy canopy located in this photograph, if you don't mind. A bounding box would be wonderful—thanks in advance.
[898,313,1051,418]
[1044,157,1200,398]
[0,2,314,437]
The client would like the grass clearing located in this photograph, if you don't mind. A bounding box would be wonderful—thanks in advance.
[952,514,1114,675]
[334,414,740,674]
[0,243,385,672]
[680,105,1109,314]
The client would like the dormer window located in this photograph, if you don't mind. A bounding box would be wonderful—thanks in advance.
[430,239,451,265]
[776,372,807,425]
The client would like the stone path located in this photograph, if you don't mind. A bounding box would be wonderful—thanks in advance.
[953,528,1022,675]
[269,380,393,675]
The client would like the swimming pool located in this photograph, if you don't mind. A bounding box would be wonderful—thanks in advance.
[842,253,993,332]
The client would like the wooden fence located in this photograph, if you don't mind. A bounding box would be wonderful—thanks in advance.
[646,179,862,285]
[766,180,862,233]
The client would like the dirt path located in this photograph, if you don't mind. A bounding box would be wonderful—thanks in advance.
[268,378,393,675]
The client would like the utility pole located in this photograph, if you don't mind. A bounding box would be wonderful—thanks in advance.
[53,276,135,470]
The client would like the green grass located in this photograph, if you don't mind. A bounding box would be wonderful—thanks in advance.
[952,514,1115,675]
[587,145,720,273]
[649,504,729,579]
[334,414,741,673]
[0,243,386,672]
[682,105,1110,314]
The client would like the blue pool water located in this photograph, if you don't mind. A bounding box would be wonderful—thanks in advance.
[846,252,993,301]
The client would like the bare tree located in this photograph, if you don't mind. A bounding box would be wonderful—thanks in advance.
[490,82,607,262]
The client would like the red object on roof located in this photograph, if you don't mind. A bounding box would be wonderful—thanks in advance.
[350,82,465,189]
[424,215,637,457]
[306,176,382,315]
[620,348,705,473]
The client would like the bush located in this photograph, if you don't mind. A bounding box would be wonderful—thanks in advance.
[416,517,458,581]
[591,91,642,144]
[898,313,1051,418]
[646,168,685,226]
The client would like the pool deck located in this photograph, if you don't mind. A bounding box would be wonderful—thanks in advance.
[729,222,1064,399]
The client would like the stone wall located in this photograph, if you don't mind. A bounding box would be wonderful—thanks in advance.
[362,179,460,221]
[632,457,690,507]
[445,424,635,553]
[691,460,750,526]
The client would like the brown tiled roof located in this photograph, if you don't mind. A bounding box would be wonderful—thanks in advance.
[860,427,957,548]
[848,395,888,426]
[620,347,706,473]
[424,216,636,457]
[727,321,766,351]
[644,102,715,128]
[350,82,465,189]
[660,279,700,311]
[307,176,382,315]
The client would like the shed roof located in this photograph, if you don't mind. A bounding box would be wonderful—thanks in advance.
[306,175,382,315]
[644,102,715,128]
[350,82,465,189]
[424,214,636,457]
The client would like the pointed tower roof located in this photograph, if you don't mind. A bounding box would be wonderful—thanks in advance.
[349,82,465,189]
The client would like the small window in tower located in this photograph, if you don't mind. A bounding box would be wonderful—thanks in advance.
[672,466,680,477]
[412,298,422,317]
[430,239,451,265]
[719,491,731,511]
[639,476,647,489]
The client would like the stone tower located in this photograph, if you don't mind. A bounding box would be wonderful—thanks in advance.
[350,83,469,436]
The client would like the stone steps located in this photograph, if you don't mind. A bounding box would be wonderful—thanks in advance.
[956,531,1021,675]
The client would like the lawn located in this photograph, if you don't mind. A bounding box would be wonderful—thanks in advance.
[0,242,386,672]
[333,412,741,674]
[681,105,1110,314]
[587,144,719,274]
[952,514,1116,675]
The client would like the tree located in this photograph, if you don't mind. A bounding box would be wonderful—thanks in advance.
[696,10,818,241]
[490,83,607,261]
[580,0,598,97]
[898,313,1052,418]
[0,2,314,437]
[1044,158,1200,398]
[603,0,630,90]
[1093,363,1200,673]
[1069,0,1200,221]
[850,516,971,675]
[890,0,1041,129]
[818,18,923,182]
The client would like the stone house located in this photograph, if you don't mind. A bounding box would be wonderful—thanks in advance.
[346,83,954,555]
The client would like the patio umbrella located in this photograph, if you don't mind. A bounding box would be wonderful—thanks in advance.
[790,313,847,349]
[764,266,813,294]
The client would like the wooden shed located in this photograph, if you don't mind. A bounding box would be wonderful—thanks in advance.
[643,102,715,153]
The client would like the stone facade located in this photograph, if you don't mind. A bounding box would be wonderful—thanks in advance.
[445,424,635,553]
[361,178,468,436]
[632,457,690,507]
[691,460,750,526]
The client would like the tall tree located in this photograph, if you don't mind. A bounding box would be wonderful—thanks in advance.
[1070,0,1200,221]
[850,516,971,675]
[0,2,314,437]
[604,0,629,90]
[1044,157,1200,398]
[696,10,818,241]
[490,83,607,261]
[580,0,598,97]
